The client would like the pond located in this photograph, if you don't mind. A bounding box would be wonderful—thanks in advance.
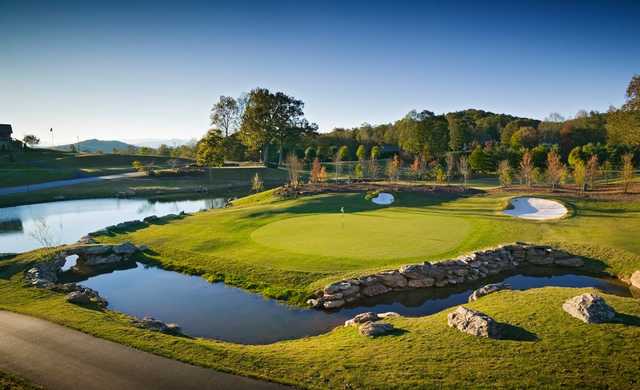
[62,261,631,344]
[0,197,227,253]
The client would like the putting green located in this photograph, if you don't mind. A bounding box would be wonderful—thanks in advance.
[251,211,472,260]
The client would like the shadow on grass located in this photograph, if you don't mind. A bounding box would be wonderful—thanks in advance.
[498,323,539,341]
[613,313,640,327]
[244,190,479,219]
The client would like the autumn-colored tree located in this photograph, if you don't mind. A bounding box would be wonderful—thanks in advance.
[573,160,586,194]
[546,150,565,191]
[622,153,635,193]
[319,166,328,185]
[520,150,534,187]
[410,156,422,180]
[601,160,613,185]
[387,154,401,182]
[585,155,599,191]
[498,160,512,188]
[459,155,470,188]
[434,164,446,184]
[310,158,322,183]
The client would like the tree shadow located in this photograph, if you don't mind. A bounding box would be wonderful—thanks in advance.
[498,323,539,341]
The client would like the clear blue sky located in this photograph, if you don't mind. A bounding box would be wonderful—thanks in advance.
[1,0,639,145]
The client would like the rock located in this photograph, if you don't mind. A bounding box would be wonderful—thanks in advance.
[398,264,427,279]
[447,306,501,338]
[358,322,394,337]
[345,312,379,326]
[306,298,322,308]
[407,278,435,288]
[76,245,113,256]
[113,242,138,255]
[132,316,181,334]
[323,299,345,309]
[323,292,344,301]
[554,257,584,267]
[378,312,400,319]
[378,271,407,289]
[361,283,391,297]
[143,215,160,223]
[66,291,92,305]
[83,253,123,266]
[562,293,616,324]
[629,271,640,289]
[77,236,97,244]
[468,283,512,302]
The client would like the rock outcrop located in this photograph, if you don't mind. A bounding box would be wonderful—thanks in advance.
[468,283,512,302]
[447,306,501,338]
[562,293,616,324]
[64,285,108,307]
[311,243,585,309]
[24,243,143,288]
[132,316,181,335]
[85,212,188,238]
[358,322,394,337]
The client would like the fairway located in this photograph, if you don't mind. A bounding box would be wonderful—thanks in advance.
[251,212,471,260]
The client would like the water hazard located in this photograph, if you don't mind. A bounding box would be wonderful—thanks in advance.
[62,261,631,344]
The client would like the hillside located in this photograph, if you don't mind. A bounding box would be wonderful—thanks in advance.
[54,139,134,153]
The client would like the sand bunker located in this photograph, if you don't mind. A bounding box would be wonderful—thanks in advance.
[371,192,395,205]
[504,197,568,220]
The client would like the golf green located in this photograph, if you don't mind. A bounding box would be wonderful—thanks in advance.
[251,211,472,260]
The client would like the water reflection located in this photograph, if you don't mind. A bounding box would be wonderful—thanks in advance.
[0,197,228,253]
[62,262,631,345]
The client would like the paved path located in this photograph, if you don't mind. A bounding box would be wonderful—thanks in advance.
[0,172,144,196]
[0,311,288,390]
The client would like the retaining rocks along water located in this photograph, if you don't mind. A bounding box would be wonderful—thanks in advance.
[630,271,640,290]
[562,293,616,323]
[468,283,512,302]
[310,243,586,310]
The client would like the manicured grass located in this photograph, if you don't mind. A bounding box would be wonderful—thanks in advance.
[1,190,640,388]
[95,190,640,302]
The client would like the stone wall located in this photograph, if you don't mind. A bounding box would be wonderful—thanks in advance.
[308,243,585,310]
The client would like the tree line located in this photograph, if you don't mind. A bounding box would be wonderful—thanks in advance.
[197,75,640,176]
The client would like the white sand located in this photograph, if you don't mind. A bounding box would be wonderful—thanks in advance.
[504,197,568,220]
[371,192,394,205]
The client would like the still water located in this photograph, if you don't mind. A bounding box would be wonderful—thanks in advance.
[64,262,630,344]
[0,197,226,253]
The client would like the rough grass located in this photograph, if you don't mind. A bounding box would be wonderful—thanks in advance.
[0,149,187,188]
[0,371,41,390]
[97,190,640,301]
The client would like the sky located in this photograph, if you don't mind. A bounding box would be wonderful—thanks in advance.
[1,0,639,145]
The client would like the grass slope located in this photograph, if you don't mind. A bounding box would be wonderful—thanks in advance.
[97,191,640,301]
[0,253,638,389]
[0,149,188,188]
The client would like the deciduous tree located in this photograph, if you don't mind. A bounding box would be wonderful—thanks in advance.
[498,160,512,188]
[196,129,225,167]
[622,153,635,193]
[546,150,565,191]
[520,150,534,187]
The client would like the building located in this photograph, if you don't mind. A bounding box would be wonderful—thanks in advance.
[0,124,22,151]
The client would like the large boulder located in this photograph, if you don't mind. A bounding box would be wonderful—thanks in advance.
[377,271,407,289]
[113,242,138,255]
[468,283,512,302]
[562,293,616,324]
[323,299,345,309]
[630,271,640,290]
[345,312,379,327]
[132,316,181,335]
[83,253,123,266]
[66,291,92,305]
[447,306,501,338]
[358,322,394,337]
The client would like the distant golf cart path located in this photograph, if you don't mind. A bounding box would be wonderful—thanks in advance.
[0,172,144,195]
[0,311,287,390]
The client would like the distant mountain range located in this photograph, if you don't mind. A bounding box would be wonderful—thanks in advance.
[53,139,135,153]
[125,138,195,148]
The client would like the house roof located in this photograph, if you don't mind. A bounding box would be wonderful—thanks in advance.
[0,124,12,139]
